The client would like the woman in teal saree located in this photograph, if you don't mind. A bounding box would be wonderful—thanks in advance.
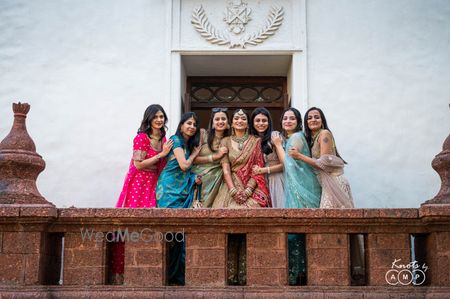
[156,112,201,285]
[273,107,321,285]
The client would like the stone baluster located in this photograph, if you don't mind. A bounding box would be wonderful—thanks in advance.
[0,102,52,206]
[422,133,450,205]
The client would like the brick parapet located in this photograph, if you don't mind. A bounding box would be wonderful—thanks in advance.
[0,206,449,297]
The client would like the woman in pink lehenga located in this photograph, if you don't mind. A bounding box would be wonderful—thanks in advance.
[111,104,173,284]
[116,104,173,208]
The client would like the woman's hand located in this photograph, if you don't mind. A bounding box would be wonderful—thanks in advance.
[271,132,283,147]
[252,165,263,176]
[288,147,300,159]
[161,139,174,157]
[191,146,201,158]
[234,189,248,205]
[218,146,228,158]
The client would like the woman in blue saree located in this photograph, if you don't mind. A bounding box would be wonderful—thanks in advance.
[156,112,201,285]
[272,107,321,285]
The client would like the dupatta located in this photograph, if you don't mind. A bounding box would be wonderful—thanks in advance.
[314,154,354,208]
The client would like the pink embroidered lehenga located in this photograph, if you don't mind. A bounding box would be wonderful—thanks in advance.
[111,132,167,284]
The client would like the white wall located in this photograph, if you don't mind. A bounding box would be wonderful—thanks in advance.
[306,0,450,207]
[0,0,169,207]
[0,0,449,208]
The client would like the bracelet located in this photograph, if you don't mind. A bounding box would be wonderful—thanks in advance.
[267,167,270,174]
[244,187,253,197]
[208,154,213,163]
[229,187,238,197]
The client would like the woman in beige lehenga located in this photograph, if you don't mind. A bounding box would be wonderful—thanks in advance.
[292,107,354,208]
[293,107,364,283]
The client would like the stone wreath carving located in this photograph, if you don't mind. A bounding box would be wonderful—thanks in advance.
[191,5,284,48]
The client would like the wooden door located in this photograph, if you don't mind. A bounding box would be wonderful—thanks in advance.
[185,76,289,131]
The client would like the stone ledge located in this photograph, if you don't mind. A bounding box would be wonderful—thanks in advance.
[0,205,57,218]
[56,208,422,220]
[419,204,450,218]
[0,285,448,299]
[0,206,20,217]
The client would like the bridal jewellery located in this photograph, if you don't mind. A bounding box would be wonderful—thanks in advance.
[231,132,249,151]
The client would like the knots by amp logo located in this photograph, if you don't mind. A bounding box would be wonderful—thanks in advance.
[385,259,428,286]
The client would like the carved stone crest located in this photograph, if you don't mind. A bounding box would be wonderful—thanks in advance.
[191,2,284,48]
[224,0,252,34]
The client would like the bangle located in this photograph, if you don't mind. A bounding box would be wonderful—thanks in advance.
[244,187,253,197]
[267,167,270,174]
[208,154,213,163]
[156,154,161,159]
[229,187,238,197]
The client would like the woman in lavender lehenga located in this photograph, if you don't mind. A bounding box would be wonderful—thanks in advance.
[249,107,284,208]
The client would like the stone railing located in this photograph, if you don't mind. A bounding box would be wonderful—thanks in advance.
[1,103,449,298]
[0,207,450,298]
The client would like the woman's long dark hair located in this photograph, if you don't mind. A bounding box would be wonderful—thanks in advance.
[138,104,167,141]
[304,107,346,163]
[250,107,273,155]
[207,108,230,152]
[280,107,303,137]
[175,112,200,153]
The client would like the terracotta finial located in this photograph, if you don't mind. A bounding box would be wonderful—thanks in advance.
[422,133,450,205]
[0,102,53,205]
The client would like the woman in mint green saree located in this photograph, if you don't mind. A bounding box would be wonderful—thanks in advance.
[273,107,321,285]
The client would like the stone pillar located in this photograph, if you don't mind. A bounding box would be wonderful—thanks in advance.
[425,231,450,286]
[422,133,450,205]
[185,233,226,287]
[64,231,106,285]
[0,103,55,286]
[366,233,410,286]
[308,233,350,286]
[247,232,287,286]
[420,134,450,286]
[0,231,44,285]
[124,228,164,286]
[0,102,52,206]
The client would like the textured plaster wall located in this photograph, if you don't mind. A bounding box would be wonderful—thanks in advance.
[0,0,449,208]
[0,0,169,207]
[306,0,450,207]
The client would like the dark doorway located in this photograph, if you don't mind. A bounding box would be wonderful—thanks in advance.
[185,77,289,131]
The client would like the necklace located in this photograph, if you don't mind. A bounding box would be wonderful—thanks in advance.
[148,134,161,150]
[231,132,249,151]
